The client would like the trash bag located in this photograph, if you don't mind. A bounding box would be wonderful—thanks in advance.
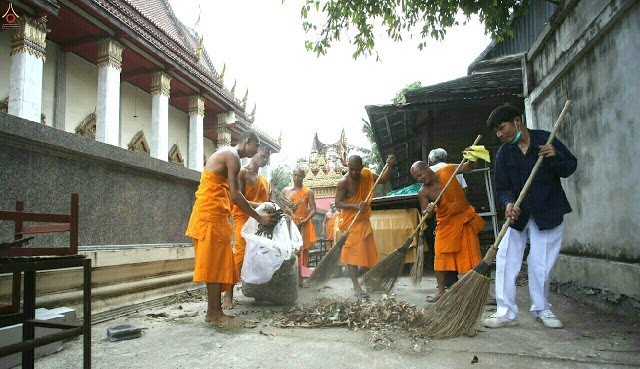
[242,254,299,305]
[241,203,302,284]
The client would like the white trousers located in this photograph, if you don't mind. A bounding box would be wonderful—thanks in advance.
[495,219,563,319]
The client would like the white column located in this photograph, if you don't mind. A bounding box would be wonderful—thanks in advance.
[95,38,124,145]
[150,71,171,160]
[8,17,49,122]
[188,94,204,170]
[216,112,235,148]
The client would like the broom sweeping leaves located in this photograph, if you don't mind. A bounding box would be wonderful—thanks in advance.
[307,162,391,286]
[362,135,484,294]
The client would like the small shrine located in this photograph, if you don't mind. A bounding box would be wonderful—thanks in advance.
[297,130,349,210]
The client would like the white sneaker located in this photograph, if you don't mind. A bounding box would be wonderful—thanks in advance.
[536,310,563,328]
[483,313,519,328]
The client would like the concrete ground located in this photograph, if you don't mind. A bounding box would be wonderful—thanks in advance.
[35,273,640,369]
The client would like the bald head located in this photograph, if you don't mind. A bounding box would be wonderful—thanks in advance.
[347,155,364,179]
[348,155,363,166]
[410,161,433,184]
[411,161,429,171]
[292,166,305,176]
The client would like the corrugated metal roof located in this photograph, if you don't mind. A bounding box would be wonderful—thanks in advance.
[468,0,557,74]
[404,68,523,104]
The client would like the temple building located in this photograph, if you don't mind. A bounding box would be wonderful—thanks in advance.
[297,130,348,211]
[0,0,280,327]
[0,0,280,170]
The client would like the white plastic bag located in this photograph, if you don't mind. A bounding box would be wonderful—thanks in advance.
[241,203,303,284]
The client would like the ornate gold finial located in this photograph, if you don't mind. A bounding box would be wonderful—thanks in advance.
[219,63,226,85]
[250,104,256,121]
[230,79,236,98]
[195,35,204,60]
[242,89,248,109]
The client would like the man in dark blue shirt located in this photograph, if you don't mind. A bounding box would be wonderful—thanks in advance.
[483,104,577,330]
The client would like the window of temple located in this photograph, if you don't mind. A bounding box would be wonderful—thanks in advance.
[128,130,151,155]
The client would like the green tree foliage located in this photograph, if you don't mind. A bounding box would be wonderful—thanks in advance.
[270,165,292,192]
[393,81,422,104]
[299,0,529,59]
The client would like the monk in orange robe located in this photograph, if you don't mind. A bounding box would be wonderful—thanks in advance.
[335,154,396,297]
[186,131,276,326]
[411,159,484,302]
[323,202,338,248]
[282,167,317,284]
[221,146,272,309]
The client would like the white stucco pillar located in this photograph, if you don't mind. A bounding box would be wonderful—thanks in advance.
[216,112,235,148]
[150,71,171,160]
[8,17,49,122]
[188,94,204,170]
[95,38,123,145]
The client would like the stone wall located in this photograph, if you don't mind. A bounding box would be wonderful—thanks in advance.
[0,112,200,247]
[524,0,640,312]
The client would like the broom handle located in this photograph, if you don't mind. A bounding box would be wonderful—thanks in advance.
[408,134,483,240]
[489,100,573,252]
[343,162,391,234]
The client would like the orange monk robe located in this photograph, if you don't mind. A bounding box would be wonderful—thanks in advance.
[231,175,269,273]
[338,168,377,269]
[185,171,239,292]
[325,213,339,249]
[433,164,484,273]
[290,186,317,267]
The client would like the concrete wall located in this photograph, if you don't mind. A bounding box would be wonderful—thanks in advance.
[65,52,98,134]
[120,82,152,149]
[525,0,640,308]
[168,104,189,164]
[41,39,57,126]
[0,112,200,247]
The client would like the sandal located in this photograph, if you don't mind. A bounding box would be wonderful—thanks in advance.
[426,292,444,303]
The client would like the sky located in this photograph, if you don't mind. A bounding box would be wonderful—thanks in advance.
[169,0,492,168]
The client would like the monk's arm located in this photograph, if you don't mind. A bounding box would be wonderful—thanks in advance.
[227,154,266,221]
[239,170,261,208]
[335,180,359,211]
[418,187,435,219]
[302,190,317,224]
[372,154,396,184]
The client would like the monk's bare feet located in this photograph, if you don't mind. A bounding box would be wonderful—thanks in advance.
[221,294,234,310]
[205,308,212,322]
[210,314,241,327]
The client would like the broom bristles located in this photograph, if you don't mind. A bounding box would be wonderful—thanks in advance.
[306,231,348,286]
[414,260,492,339]
[362,242,411,293]
[410,243,424,285]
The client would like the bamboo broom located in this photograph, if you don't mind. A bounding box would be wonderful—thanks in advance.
[362,135,483,293]
[409,226,425,285]
[416,100,573,339]
[306,162,391,286]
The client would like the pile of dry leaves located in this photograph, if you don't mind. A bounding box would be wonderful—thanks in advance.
[274,295,422,331]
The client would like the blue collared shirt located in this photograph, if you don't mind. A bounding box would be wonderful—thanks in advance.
[494,129,577,231]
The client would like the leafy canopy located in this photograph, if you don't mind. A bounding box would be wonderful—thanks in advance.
[298,0,529,59]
